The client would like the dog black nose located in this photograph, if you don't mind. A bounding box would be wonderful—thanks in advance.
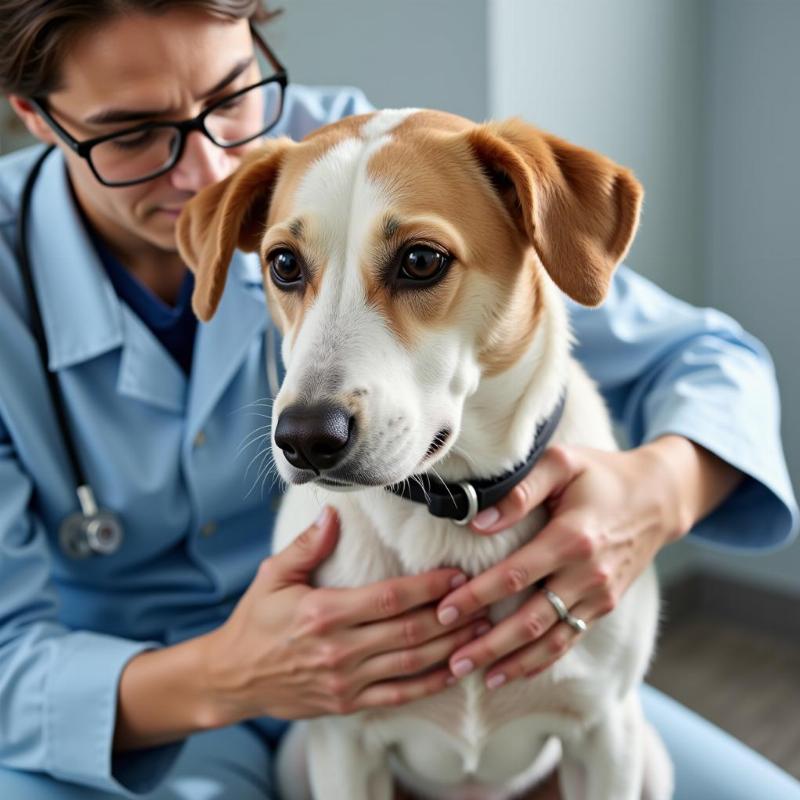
[274,403,355,472]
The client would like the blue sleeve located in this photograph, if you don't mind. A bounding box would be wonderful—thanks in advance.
[0,410,184,795]
[271,84,374,141]
[568,265,798,552]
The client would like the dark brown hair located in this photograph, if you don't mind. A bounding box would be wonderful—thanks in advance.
[0,1,280,97]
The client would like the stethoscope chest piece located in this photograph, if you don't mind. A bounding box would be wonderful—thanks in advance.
[59,510,124,559]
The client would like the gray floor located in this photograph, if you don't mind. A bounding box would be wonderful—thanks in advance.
[647,615,800,779]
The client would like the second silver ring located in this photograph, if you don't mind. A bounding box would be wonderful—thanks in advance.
[543,588,587,634]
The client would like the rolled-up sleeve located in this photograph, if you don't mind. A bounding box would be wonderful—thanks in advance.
[569,265,798,552]
[0,416,184,795]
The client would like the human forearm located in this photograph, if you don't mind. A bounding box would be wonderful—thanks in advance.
[637,434,745,544]
[113,635,219,752]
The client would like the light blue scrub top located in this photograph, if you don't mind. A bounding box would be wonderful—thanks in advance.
[0,84,797,796]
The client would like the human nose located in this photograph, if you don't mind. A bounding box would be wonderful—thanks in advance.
[169,130,236,192]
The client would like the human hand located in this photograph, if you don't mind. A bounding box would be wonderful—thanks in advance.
[435,439,698,689]
[200,508,488,725]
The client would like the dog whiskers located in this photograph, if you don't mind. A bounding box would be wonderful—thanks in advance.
[236,425,272,458]
[428,465,457,509]
[245,445,278,499]
[232,396,275,415]
[410,473,432,505]
[261,462,285,499]
[243,442,272,483]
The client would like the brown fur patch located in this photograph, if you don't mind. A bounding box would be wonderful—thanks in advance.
[363,112,544,374]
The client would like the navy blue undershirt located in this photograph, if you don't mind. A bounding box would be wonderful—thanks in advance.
[86,225,198,375]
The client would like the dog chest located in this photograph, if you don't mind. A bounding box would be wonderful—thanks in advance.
[362,669,584,788]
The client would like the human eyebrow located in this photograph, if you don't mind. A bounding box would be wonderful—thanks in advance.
[199,55,255,100]
[83,56,255,126]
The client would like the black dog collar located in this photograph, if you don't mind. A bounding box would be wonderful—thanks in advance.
[385,392,567,525]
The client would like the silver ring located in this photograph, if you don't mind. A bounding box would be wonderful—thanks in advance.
[542,589,569,622]
[544,589,587,634]
[565,613,587,634]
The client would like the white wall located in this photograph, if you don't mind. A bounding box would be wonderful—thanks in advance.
[267,0,489,122]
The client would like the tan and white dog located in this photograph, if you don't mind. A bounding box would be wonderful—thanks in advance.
[177,110,673,800]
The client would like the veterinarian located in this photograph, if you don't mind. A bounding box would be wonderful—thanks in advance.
[0,2,797,799]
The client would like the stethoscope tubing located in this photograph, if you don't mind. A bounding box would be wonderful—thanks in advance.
[16,145,121,555]
[17,145,94,499]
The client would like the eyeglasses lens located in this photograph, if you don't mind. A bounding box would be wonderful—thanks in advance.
[89,81,283,185]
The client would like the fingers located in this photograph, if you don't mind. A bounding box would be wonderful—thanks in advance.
[435,519,570,626]
[320,568,468,629]
[445,577,583,682]
[258,506,340,590]
[469,445,585,535]
[351,667,456,713]
[343,606,487,664]
[485,619,585,687]
[355,620,490,688]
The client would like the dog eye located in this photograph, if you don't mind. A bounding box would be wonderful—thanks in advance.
[268,248,303,288]
[398,246,451,285]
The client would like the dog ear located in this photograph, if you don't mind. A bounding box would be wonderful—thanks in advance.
[466,119,643,306]
[176,138,292,321]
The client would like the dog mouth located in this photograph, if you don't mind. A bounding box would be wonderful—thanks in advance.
[422,428,452,463]
[316,477,358,491]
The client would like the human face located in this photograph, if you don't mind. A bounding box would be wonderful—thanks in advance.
[15,10,268,260]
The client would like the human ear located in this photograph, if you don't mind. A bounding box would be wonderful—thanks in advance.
[7,96,59,146]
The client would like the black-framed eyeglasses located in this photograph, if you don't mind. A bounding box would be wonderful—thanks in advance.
[29,25,288,187]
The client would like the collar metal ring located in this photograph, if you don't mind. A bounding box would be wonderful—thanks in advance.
[453,482,479,526]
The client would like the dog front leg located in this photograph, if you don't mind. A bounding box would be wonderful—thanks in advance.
[559,693,647,800]
[307,717,393,800]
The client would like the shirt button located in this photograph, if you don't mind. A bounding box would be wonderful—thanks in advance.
[200,521,218,537]
[193,431,207,448]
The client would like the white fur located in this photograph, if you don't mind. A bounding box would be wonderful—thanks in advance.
[270,110,673,800]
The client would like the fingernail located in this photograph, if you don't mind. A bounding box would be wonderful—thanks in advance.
[486,673,507,690]
[450,573,467,589]
[438,606,459,626]
[474,623,492,637]
[452,658,474,678]
[315,507,331,527]
[471,506,501,531]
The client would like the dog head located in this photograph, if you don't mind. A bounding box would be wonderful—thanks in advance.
[177,110,642,489]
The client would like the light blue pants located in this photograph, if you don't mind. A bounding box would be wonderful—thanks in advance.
[1,686,798,798]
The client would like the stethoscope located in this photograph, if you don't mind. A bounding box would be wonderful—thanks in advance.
[17,145,124,559]
[17,145,282,559]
